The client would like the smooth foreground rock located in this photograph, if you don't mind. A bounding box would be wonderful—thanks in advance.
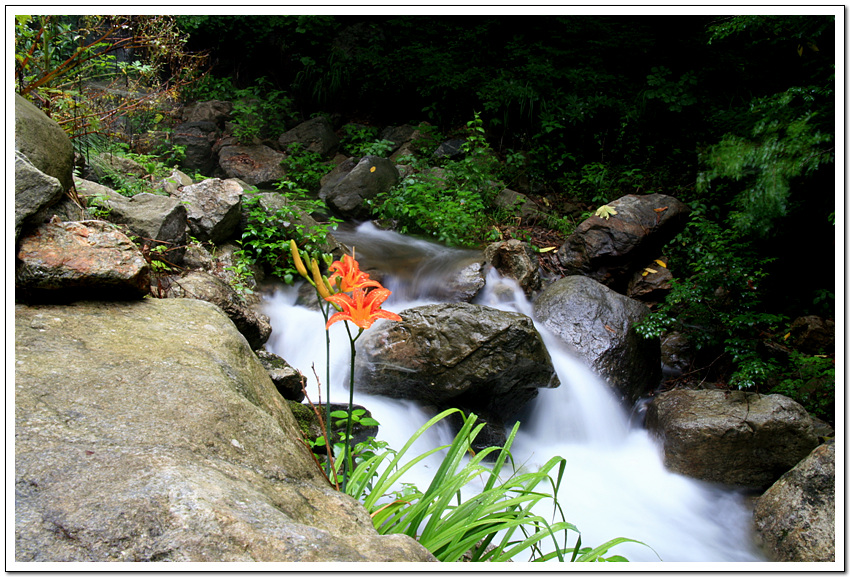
[16,220,150,300]
[14,299,435,562]
[645,390,819,490]
[161,270,272,350]
[754,441,835,561]
[355,303,559,438]
[533,275,660,404]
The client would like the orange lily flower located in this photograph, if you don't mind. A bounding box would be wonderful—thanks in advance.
[325,287,402,330]
[327,253,381,293]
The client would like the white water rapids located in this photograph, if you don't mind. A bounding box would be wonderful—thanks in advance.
[263,222,766,564]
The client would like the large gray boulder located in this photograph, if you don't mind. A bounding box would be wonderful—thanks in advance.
[181,100,233,125]
[754,441,835,561]
[14,299,435,562]
[645,389,819,490]
[174,178,243,243]
[319,156,399,219]
[218,144,287,187]
[533,275,660,404]
[16,220,150,301]
[161,270,271,350]
[74,177,187,263]
[355,303,559,445]
[14,93,74,191]
[15,152,65,243]
[557,193,690,293]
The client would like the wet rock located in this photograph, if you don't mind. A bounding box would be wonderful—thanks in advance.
[533,275,660,404]
[557,193,690,293]
[754,441,835,561]
[483,239,540,296]
[645,389,819,489]
[355,303,559,447]
[16,220,150,301]
[627,257,673,302]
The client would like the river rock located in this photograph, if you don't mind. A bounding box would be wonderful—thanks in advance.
[627,257,673,302]
[14,299,435,563]
[160,270,271,350]
[319,156,399,219]
[90,152,149,185]
[155,169,193,195]
[789,315,835,354]
[557,193,690,293]
[257,348,305,402]
[181,99,233,125]
[483,239,540,296]
[533,275,660,404]
[355,303,559,443]
[16,220,150,301]
[15,152,65,243]
[218,144,286,187]
[173,121,221,176]
[15,93,74,192]
[278,116,339,158]
[174,178,243,243]
[645,389,819,489]
[753,441,835,561]
[74,177,188,264]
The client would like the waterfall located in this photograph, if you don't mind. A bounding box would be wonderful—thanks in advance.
[263,222,766,563]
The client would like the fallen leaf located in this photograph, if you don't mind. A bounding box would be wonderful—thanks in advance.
[654,259,667,268]
[653,206,668,213]
[595,205,618,220]
[643,267,658,275]
[538,246,557,253]
[370,166,376,173]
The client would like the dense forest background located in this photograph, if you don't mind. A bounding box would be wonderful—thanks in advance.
[15,14,838,422]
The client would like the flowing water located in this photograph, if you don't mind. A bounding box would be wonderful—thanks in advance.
[264,222,766,564]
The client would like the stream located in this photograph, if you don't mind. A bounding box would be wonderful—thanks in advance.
[264,222,766,563]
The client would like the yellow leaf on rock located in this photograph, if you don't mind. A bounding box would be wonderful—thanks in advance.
[654,259,667,268]
[538,247,557,253]
[370,166,376,173]
[595,205,618,220]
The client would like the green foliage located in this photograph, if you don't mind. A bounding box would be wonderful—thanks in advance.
[771,351,834,422]
[698,89,834,237]
[637,214,787,389]
[16,15,200,142]
[346,408,651,562]
[239,191,339,284]
[278,143,332,192]
[368,113,502,247]
[644,66,698,112]
[229,77,296,144]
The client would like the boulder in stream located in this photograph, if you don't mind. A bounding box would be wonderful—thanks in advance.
[533,275,660,404]
[753,440,835,561]
[354,302,559,447]
[645,389,819,490]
